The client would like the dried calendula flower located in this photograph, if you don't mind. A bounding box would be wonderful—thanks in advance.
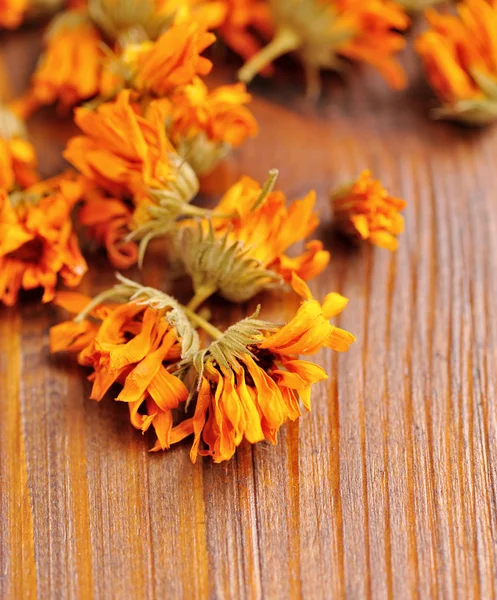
[78,179,139,269]
[0,0,28,28]
[64,90,199,200]
[26,9,108,112]
[122,21,215,98]
[0,173,87,306]
[168,274,355,462]
[331,170,406,251]
[168,169,330,305]
[0,105,38,192]
[238,0,410,96]
[50,275,200,450]
[416,0,497,125]
[151,77,258,175]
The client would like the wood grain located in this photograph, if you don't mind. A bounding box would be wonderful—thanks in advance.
[1,25,497,599]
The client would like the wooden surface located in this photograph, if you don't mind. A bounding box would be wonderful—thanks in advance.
[1,25,497,600]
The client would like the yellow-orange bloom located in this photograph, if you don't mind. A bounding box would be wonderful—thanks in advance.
[50,284,197,450]
[179,171,330,302]
[170,274,355,462]
[29,9,109,111]
[0,106,38,192]
[332,170,406,251]
[154,77,258,174]
[238,0,409,95]
[123,21,215,98]
[0,174,87,306]
[64,90,198,200]
[416,0,497,124]
[0,0,28,29]
[78,181,138,269]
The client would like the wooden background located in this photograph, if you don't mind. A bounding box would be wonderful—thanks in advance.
[1,22,497,600]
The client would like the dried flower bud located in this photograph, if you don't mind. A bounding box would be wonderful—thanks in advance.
[178,220,283,303]
[331,170,406,251]
[416,1,497,125]
[174,133,231,176]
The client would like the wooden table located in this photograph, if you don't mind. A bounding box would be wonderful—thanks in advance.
[1,25,497,600]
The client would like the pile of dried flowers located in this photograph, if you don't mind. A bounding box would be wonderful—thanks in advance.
[11,0,491,463]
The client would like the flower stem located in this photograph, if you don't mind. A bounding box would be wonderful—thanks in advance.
[183,306,223,340]
[250,168,279,212]
[238,27,302,84]
[187,284,217,312]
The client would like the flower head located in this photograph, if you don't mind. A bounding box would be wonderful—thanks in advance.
[122,21,215,97]
[29,9,110,111]
[172,274,355,462]
[64,90,199,200]
[177,170,330,302]
[416,0,497,124]
[78,180,139,269]
[0,105,38,192]
[0,0,28,28]
[0,174,87,306]
[238,0,409,96]
[331,169,406,251]
[153,77,258,175]
[50,276,200,450]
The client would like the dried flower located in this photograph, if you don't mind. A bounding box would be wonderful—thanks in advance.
[0,174,87,306]
[28,9,109,111]
[238,0,409,96]
[153,77,258,175]
[0,0,28,28]
[64,90,199,200]
[173,170,330,304]
[78,181,139,269]
[0,105,38,192]
[50,276,200,450]
[331,170,406,251]
[122,21,215,98]
[416,1,497,124]
[171,274,355,462]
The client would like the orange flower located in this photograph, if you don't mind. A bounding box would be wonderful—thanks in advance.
[331,170,406,251]
[238,0,409,95]
[64,90,198,200]
[78,181,138,269]
[0,106,38,191]
[0,0,28,29]
[28,9,110,111]
[0,174,87,306]
[177,171,330,303]
[170,274,355,462]
[416,0,497,124]
[154,77,258,174]
[123,21,215,98]
[50,282,198,450]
